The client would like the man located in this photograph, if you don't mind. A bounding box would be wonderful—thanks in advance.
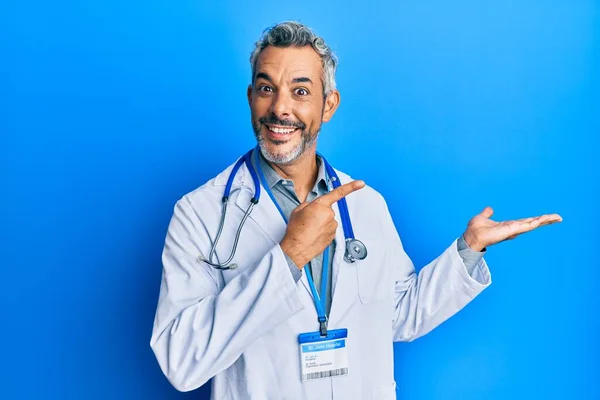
[150,21,561,399]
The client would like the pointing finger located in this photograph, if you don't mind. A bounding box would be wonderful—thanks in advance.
[315,180,366,207]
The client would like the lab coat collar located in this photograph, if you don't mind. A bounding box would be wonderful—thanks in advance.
[213,155,246,187]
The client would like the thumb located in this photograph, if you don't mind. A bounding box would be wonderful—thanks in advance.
[479,206,494,219]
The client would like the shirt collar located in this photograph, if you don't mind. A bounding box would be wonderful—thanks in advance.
[254,149,329,194]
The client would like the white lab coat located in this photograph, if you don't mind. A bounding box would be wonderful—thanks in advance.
[150,158,491,400]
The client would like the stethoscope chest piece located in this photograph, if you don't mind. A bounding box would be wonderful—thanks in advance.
[344,238,367,263]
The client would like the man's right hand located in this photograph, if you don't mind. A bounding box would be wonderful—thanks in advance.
[280,180,366,269]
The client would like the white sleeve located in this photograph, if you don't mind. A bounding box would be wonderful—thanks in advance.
[150,199,304,392]
[382,201,492,342]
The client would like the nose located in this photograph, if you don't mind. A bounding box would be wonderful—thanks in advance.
[269,91,292,119]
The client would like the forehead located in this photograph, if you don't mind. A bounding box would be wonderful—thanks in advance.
[254,45,322,82]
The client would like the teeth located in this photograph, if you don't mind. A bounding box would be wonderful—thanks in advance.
[268,126,296,134]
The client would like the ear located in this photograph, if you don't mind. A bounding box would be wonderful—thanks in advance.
[322,90,340,123]
[247,84,253,108]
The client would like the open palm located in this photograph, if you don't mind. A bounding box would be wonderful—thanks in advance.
[464,207,563,251]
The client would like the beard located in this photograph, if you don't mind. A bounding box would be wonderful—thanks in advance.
[252,115,320,165]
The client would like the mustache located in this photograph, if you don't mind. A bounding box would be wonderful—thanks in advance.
[259,115,305,130]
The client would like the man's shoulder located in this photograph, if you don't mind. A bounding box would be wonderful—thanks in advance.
[177,157,244,207]
[333,168,387,207]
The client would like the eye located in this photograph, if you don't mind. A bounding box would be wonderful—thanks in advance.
[257,85,274,93]
[294,88,309,96]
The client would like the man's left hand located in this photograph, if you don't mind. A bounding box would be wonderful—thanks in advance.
[463,206,563,252]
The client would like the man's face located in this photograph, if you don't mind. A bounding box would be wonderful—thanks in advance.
[248,45,339,165]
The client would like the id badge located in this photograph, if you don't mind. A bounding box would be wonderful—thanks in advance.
[298,328,348,381]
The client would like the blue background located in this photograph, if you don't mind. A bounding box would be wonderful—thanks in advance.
[1,0,598,399]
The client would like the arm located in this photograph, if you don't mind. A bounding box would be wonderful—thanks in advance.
[150,199,305,392]
[389,202,561,341]
[379,202,492,342]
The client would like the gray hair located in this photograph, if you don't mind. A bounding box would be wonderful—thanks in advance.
[249,21,338,96]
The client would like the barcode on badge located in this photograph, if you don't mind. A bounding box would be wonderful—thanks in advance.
[302,368,348,381]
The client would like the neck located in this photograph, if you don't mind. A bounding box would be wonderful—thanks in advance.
[268,145,318,203]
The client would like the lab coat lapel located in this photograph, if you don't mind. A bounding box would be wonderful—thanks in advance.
[234,164,287,245]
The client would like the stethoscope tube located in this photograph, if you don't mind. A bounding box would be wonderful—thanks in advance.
[319,153,367,263]
[197,150,260,270]
[199,149,367,270]
[319,154,354,239]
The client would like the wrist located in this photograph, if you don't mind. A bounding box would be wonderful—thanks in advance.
[463,231,486,252]
[280,238,308,269]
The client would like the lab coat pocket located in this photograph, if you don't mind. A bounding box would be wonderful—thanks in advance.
[371,381,397,400]
[355,240,391,304]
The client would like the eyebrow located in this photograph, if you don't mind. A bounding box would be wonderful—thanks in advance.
[254,72,313,85]
[292,77,313,84]
[255,72,272,82]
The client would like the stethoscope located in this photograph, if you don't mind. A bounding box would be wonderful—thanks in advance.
[198,148,368,270]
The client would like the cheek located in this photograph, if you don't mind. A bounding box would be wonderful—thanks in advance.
[307,111,324,131]
[296,102,322,125]
[252,96,273,113]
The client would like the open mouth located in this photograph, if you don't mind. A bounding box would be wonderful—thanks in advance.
[264,124,299,140]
